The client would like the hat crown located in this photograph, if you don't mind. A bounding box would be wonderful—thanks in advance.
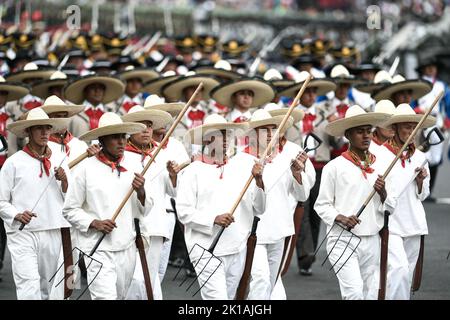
[374,70,392,84]
[144,94,165,108]
[50,71,67,80]
[394,103,415,116]
[263,103,281,111]
[294,71,312,83]
[43,95,66,106]
[344,105,366,119]
[98,112,123,128]
[0,76,5,83]
[125,65,135,71]
[214,60,232,71]
[203,114,227,125]
[250,109,272,121]
[374,100,396,114]
[330,64,350,78]
[392,74,406,83]
[163,70,176,77]
[264,69,283,81]
[23,62,38,71]
[26,107,50,120]
[127,105,145,114]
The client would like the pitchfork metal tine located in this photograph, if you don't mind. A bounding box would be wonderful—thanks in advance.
[51,247,84,289]
[172,245,196,282]
[179,249,205,288]
[334,236,361,275]
[75,255,103,300]
[192,259,222,297]
[329,233,354,271]
[186,253,214,292]
[314,223,335,257]
[321,225,346,266]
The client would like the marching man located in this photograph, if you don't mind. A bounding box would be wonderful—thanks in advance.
[176,114,265,300]
[0,108,70,299]
[314,105,394,299]
[62,112,153,300]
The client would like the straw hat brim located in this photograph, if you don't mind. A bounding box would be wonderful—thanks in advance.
[119,69,159,83]
[354,82,387,94]
[144,102,185,117]
[7,118,70,139]
[6,69,55,83]
[211,79,275,108]
[278,79,336,97]
[187,122,247,144]
[332,77,367,86]
[271,80,295,89]
[141,75,179,96]
[382,115,436,129]
[79,122,146,141]
[31,79,68,99]
[41,104,85,118]
[247,115,292,130]
[121,109,173,130]
[162,76,220,101]
[268,109,304,123]
[325,113,390,137]
[0,83,30,101]
[372,80,432,102]
[64,76,125,104]
[195,67,242,81]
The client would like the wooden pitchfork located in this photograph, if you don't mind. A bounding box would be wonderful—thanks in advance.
[173,75,313,297]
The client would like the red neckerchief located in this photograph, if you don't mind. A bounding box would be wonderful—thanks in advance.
[125,141,154,165]
[302,113,316,134]
[22,144,52,177]
[384,138,415,168]
[341,149,376,179]
[96,151,127,175]
[187,109,205,129]
[336,103,349,119]
[85,107,104,129]
[23,100,42,111]
[122,101,139,113]
[0,112,9,136]
[49,131,73,156]
[214,102,229,114]
[194,154,227,179]
[233,115,248,123]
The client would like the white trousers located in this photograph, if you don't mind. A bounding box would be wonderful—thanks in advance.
[86,246,136,300]
[326,235,380,300]
[126,236,164,300]
[159,213,176,282]
[7,229,62,300]
[248,240,284,300]
[386,234,421,300]
[191,247,246,300]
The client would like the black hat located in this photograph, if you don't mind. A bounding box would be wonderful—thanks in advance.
[112,55,141,71]
[351,61,382,74]
[416,56,443,73]
[175,35,197,54]
[221,39,248,58]
[280,39,307,59]
[66,32,89,52]
[87,33,105,53]
[196,34,219,54]
[12,32,36,50]
[103,34,128,56]
[89,59,112,75]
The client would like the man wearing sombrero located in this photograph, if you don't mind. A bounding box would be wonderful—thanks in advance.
[314,105,394,300]
[0,108,70,299]
[176,114,265,300]
[238,109,313,300]
[120,105,177,300]
[112,66,159,116]
[62,112,153,300]
[64,74,125,138]
[369,100,396,154]
[279,71,336,275]
[31,71,69,101]
[380,103,435,300]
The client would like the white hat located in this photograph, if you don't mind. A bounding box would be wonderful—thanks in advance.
[141,71,180,97]
[382,103,436,128]
[371,74,432,102]
[7,107,70,138]
[0,75,30,101]
[118,65,159,83]
[79,112,146,141]
[264,103,304,124]
[143,94,185,117]
[186,114,247,144]
[31,71,69,99]
[64,74,125,104]
[121,105,172,130]
[325,105,390,136]
[264,69,283,81]
[161,72,220,102]
[330,64,365,85]
[6,62,55,83]
[247,109,293,130]
[195,60,241,81]
[40,95,84,118]
[355,70,392,94]
[278,71,336,97]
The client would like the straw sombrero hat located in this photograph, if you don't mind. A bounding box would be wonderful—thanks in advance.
[195,60,241,81]
[325,105,390,137]
[263,69,295,92]
[329,64,366,86]
[264,103,304,124]
[278,71,336,97]
[371,75,432,102]
[210,78,275,108]
[161,72,220,102]
[382,103,436,128]
[143,94,184,117]
[0,76,30,101]
[354,70,392,94]
[121,105,173,130]
[141,71,180,96]
[118,65,159,83]
[64,74,125,104]
[79,112,146,141]
[39,95,84,118]
[7,107,70,138]
[6,62,55,83]
[247,109,293,130]
[186,114,247,144]
[31,71,69,99]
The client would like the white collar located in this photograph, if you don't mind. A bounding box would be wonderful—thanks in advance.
[83,100,105,111]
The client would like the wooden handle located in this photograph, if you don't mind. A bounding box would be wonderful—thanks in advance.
[110,83,204,222]
[229,75,312,216]
[358,90,443,215]
[68,152,88,169]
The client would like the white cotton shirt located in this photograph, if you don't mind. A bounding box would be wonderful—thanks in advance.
[0,149,70,232]
[314,153,396,237]
[176,154,266,260]
[62,154,153,252]
[48,137,89,164]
